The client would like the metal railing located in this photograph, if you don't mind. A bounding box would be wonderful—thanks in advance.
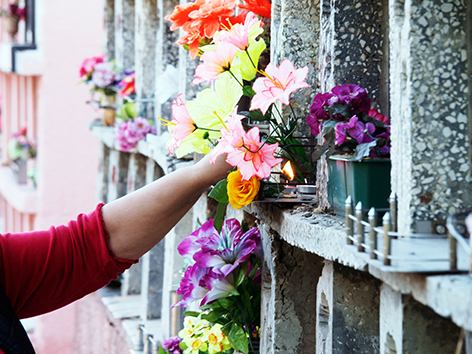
[345,193,471,272]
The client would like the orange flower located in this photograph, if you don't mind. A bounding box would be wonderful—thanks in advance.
[189,0,236,38]
[238,0,271,18]
[227,169,260,209]
[165,0,206,31]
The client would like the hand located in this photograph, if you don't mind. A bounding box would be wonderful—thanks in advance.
[194,152,233,186]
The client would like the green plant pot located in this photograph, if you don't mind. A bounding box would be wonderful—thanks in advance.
[327,155,391,215]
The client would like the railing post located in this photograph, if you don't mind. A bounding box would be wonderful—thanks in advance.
[389,192,397,233]
[448,229,458,271]
[144,334,154,354]
[383,212,391,266]
[356,202,364,252]
[368,207,377,259]
[135,324,144,351]
[346,196,354,245]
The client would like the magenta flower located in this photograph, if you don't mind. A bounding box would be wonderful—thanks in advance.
[161,337,182,354]
[201,272,237,305]
[192,42,239,84]
[308,92,335,121]
[173,264,209,308]
[349,120,375,144]
[91,62,117,88]
[368,108,390,124]
[331,84,370,115]
[79,55,105,78]
[114,117,152,152]
[250,59,309,114]
[335,116,358,145]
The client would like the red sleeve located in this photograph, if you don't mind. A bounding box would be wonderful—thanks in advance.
[0,203,138,319]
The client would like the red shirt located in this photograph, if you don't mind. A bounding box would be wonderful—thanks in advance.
[0,203,137,320]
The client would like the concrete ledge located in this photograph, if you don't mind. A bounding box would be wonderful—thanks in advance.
[0,165,38,214]
[0,42,42,76]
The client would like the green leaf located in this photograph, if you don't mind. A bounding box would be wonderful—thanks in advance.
[158,345,165,354]
[353,140,378,161]
[242,85,255,97]
[209,179,229,203]
[234,261,249,288]
[184,311,201,318]
[359,111,388,128]
[213,202,228,233]
[124,102,138,119]
[325,102,352,119]
[262,183,285,198]
[201,309,228,323]
[227,323,249,353]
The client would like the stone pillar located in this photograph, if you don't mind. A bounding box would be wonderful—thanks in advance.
[97,143,110,203]
[105,0,115,60]
[135,0,158,118]
[120,153,148,296]
[260,228,323,353]
[316,261,380,354]
[389,0,471,232]
[317,0,388,208]
[380,284,403,354]
[140,159,165,320]
[107,150,130,202]
[115,0,136,69]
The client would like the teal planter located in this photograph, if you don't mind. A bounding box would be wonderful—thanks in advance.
[327,155,391,215]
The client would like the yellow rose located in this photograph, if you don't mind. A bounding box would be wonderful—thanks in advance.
[227,169,260,209]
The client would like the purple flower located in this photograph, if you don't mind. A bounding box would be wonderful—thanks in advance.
[335,116,358,145]
[308,92,336,120]
[349,120,375,144]
[173,264,209,308]
[201,272,237,305]
[331,84,370,114]
[114,117,151,152]
[306,111,324,136]
[91,63,117,88]
[191,219,261,277]
[161,337,182,354]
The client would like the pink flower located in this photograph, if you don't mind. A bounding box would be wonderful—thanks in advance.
[166,94,197,154]
[173,264,209,308]
[211,112,282,180]
[250,59,309,114]
[214,12,263,50]
[91,62,117,88]
[192,42,239,84]
[79,55,105,78]
[368,108,390,124]
[114,117,152,152]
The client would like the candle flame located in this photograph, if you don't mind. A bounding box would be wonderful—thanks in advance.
[282,161,295,181]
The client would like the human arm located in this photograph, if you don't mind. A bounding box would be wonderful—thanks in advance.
[102,153,232,260]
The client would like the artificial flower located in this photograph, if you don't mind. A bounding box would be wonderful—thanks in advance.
[331,84,370,115]
[201,325,231,354]
[236,37,266,81]
[118,71,136,98]
[188,0,236,39]
[161,337,182,354]
[238,0,271,18]
[191,219,260,276]
[183,337,208,354]
[201,272,237,305]
[166,94,198,155]
[174,264,209,307]
[349,120,375,144]
[213,11,263,51]
[335,116,358,146]
[368,108,390,124]
[227,169,260,209]
[114,117,152,152]
[250,59,309,114]
[91,62,117,88]
[165,0,206,31]
[79,55,105,78]
[192,41,239,84]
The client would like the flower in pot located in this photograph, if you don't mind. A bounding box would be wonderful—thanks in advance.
[0,2,26,40]
[306,84,391,212]
[79,55,121,126]
[7,128,36,184]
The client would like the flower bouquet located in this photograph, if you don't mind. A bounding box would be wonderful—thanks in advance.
[0,2,26,39]
[7,127,36,184]
[164,1,316,222]
[173,218,261,354]
[306,84,390,161]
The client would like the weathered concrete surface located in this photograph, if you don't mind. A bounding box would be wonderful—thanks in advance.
[249,202,367,269]
[261,228,323,353]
